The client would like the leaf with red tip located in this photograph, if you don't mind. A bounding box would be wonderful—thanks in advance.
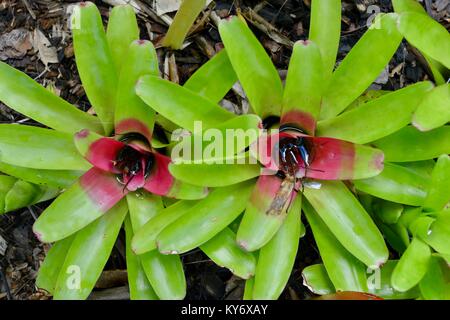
[236,175,294,252]
[74,130,124,173]
[33,168,126,243]
[256,132,384,180]
[144,153,208,200]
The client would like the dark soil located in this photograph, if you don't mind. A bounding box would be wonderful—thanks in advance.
[0,0,448,300]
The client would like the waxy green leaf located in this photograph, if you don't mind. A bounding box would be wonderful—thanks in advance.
[36,235,75,294]
[72,2,117,134]
[136,76,235,132]
[423,211,450,255]
[317,82,434,144]
[132,200,198,254]
[200,228,256,279]
[391,237,431,292]
[53,200,127,299]
[0,124,89,171]
[115,40,159,140]
[162,0,206,49]
[127,192,186,300]
[243,277,254,300]
[0,162,81,188]
[419,256,450,300]
[184,49,237,104]
[219,16,283,118]
[354,162,430,206]
[373,200,404,225]
[423,155,450,212]
[320,13,402,119]
[0,62,103,135]
[0,175,17,214]
[282,40,323,134]
[301,264,335,295]
[398,12,450,68]
[124,217,158,300]
[169,161,260,187]
[4,180,59,212]
[370,260,420,299]
[252,195,301,299]
[156,181,254,254]
[373,126,450,162]
[33,169,125,243]
[309,0,341,81]
[413,84,450,132]
[106,5,140,72]
[303,200,369,291]
[236,175,289,252]
[304,181,388,268]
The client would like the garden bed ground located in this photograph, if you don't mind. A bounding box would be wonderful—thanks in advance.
[0,0,448,300]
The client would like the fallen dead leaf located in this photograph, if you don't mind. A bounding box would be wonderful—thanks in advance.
[33,29,59,66]
[0,28,33,61]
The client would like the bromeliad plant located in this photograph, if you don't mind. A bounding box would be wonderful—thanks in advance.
[132,0,449,300]
[0,2,214,300]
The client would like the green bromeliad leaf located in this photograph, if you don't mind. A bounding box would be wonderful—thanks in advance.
[372,126,450,162]
[156,181,254,254]
[303,200,369,292]
[36,235,75,294]
[419,256,450,300]
[124,217,159,300]
[397,12,450,69]
[0,62,103,135]
[413,84,450,132]
[132,200,198,254]
[106,4,140,72]
[252,195,302,299]
[304,181,388,268]
[282,40,323,135]
[169,159,260,187]
[127,191,186,300]
[3,180,59,212]
[302,261,420,299]
[391,237,431,292]
[33,168,126,243]
[317,81,434,144]
[0,162,82,188]
[0,124,90,171]
[184,49,237,104]
[115,40,159,140]
[354,162,430,206]
[423,155,450,212]
[200,227,256,279]
[320,13,403,120]
[136,76,235,132]
[301,264,335,296]
[72,2,118,134]
[308,0,341,81]
[218,16,283,118]
[53,200,127,300]
[162,0,206,50]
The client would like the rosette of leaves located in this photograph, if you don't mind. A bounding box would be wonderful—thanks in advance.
[131,0,445,299]
[305,154,450,300]
[0,3,218,300]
